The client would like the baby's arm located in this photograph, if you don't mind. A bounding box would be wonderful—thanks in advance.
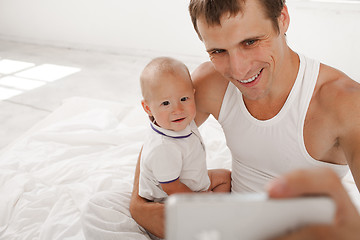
[160,178,193,195]
[160,169,232,195]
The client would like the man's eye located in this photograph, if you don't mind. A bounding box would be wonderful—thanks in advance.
[181,97,188,102]
[245,39,257,46]
[161,101,170,106]
[212,49,225,54]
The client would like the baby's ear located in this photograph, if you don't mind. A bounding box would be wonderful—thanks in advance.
[141,100,152,116]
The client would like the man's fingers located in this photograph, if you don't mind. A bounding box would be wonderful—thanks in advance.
[267,167,357,220]
[268,168,341,198]
[270,225,335,240]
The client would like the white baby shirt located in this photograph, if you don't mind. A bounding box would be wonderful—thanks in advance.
[139,121,210,202]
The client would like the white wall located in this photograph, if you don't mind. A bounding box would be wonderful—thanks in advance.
[287,1,360,81]
[0,0,207,57]
[0,0,359,80]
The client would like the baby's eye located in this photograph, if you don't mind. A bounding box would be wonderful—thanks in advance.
[181,97,189,102]
[161,101,170,106]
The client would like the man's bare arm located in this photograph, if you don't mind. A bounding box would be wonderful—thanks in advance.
[322,71,360,191]
[339,82,360,191]
[317,67,360,191]
[129,149,165,238]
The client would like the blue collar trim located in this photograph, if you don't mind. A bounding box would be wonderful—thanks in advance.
[150,123,192,139]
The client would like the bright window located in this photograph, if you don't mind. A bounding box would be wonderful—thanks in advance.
[0,58,81,101]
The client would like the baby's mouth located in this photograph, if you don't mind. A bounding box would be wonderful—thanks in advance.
[172,117,186,123]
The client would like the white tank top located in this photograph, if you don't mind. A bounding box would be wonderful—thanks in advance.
[218,54,349,193]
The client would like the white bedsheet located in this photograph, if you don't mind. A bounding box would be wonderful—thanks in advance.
[0,97,358,240]
[0,97,231,240]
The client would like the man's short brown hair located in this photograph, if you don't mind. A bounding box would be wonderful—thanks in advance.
[189,0,286,39]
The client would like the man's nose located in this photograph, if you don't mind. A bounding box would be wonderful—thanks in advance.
[229,49,251,80]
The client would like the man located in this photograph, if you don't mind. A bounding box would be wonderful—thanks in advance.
[130,0,360,238]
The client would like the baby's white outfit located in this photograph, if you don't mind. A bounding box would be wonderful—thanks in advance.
[139,120,210,202]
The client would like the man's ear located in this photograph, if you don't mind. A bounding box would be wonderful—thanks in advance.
[141,100,152,116]
[278,4,290,35]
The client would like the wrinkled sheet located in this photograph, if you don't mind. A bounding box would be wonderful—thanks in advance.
[0,97,358,240]
[0,97,231,240]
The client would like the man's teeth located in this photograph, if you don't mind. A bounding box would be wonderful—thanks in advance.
[239,70,261,83]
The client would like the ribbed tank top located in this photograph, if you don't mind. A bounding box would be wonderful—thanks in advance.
[218,54,349,193]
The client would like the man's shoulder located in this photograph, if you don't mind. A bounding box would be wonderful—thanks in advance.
[317,64,359,100]
[191,62,229,121]
[316,64,360,120]
[192,61,228,89]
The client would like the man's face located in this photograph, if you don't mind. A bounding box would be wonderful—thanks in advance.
[197,0,288,101]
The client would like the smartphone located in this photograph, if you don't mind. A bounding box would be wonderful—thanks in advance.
[165,193,335,240]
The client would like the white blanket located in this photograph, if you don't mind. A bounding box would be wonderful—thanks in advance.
[0,97,231,240]
[0,97,358,240]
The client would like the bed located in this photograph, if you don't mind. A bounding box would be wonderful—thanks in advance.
[0,97,358,240]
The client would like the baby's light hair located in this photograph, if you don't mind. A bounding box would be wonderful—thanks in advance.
[140,57,192,101]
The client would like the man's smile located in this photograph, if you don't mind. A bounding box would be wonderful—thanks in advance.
[238,68,263,84]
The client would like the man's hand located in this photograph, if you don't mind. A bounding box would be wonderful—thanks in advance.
[267,167,360,240]
[129,149,165,238]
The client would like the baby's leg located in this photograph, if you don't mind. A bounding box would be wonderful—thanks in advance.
[207,169,231,192]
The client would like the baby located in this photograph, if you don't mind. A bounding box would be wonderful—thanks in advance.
[138,56,231,203]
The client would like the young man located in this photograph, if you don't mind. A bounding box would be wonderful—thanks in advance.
[130,0,360,238]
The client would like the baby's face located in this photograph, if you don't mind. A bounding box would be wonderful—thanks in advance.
[145,72,196,132]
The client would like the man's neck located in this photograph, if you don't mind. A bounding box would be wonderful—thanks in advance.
[244,49,300,120]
